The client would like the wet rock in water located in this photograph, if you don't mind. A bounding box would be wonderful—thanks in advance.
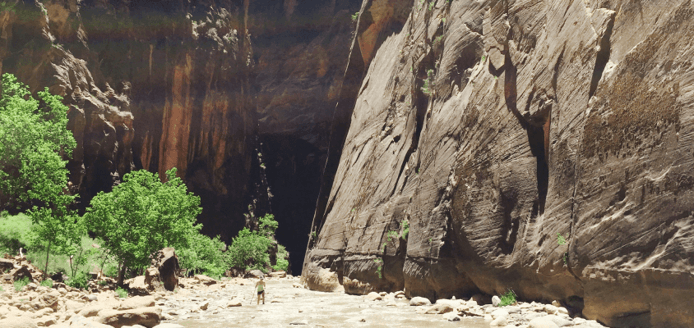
[529,316,560,328]
[226,299,242,307]
[442,312,460,321]
[409,297,431,306]
[151,324,185,328]
[490,316,508,326]
[98,307,162,328]
[424,302,454,314]
[194,275,217,286]
[491,295,501,307]
[365,292,382,301]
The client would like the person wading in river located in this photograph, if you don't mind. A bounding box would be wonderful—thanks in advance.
[255,276,266,305]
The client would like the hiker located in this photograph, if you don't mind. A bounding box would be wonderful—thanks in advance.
[255,276,266,305]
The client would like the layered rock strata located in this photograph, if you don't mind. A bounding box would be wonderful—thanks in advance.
[304,0,694,327]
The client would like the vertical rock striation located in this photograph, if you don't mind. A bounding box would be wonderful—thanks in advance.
[304,0,694,327]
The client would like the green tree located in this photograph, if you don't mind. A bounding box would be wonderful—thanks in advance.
[84,168,202,284]
[0,73,80,278]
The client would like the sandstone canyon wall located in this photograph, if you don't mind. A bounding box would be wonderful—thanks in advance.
[304,0,694,327]
[0,0,359,273]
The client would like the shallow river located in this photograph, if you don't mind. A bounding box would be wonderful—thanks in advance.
[162,277,489,328]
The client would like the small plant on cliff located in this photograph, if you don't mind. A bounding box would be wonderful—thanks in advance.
[557,233,568,264]
[351,12,359,21]
[401,220,410,240]
[428,1,434,11]
[498,289,517,307]
[374,258,383,279]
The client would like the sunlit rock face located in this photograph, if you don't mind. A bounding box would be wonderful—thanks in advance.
[304,0,694,327]
[0,0,358,257]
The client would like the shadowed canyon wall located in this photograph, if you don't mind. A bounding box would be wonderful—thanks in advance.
[0,0,359,273]
[303,0,694,327]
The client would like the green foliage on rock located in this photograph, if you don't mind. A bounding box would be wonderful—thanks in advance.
[40,279,53,288]
[499,289,517,307]
[85,168,202,281]
[272,244,289,272]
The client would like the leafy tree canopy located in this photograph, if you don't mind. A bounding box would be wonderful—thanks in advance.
[0,73,76,210]
[85,168,202,276]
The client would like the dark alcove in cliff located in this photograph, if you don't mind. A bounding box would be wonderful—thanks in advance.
[260,135,326,274]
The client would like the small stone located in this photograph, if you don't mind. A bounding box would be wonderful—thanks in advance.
[544,304,558,314]
[199,302,209,311]
[490,316,508,326]
[557,307,569,315]
[289,319,308,325]
[529,316,560,328]
[491,309,509,320]
[443,312,460,321]
[365,292,382,301]
[226,299,242,307]
[552,300,560,307]
[491,295,501,307]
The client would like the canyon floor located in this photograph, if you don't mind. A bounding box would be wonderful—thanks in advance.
[1,274,611,328]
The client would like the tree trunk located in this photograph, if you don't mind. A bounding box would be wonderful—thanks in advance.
[117,261,127,286]
[43,240,51,280]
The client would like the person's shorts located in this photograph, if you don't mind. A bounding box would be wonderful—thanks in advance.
[257,290,264,295]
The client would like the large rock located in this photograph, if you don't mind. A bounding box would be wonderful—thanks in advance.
[0,316,37,328]
[97,307,162,328]
[150,248,178,291]
[301,267,342,292]
[304,0,694,327]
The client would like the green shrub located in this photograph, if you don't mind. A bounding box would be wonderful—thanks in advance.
[498,289,517,307]
[351,12,359,21]
[116,287,127,299]
[98,280,108,286]
[14,277,30,291]
[40,279,53,288]
[178,233,228,277]
[374,258,383,279]
[227,228,273,273]
[0,212,33,255]
[272,244,289,272]
[0,285,4,292]
[66,271,88,289]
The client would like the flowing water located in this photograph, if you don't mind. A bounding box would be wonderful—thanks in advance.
[162,278,490,328]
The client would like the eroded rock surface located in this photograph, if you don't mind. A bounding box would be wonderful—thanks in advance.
[305,0,694,327]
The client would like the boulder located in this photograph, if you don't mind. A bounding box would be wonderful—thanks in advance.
[269,271,286,278]
[150,248,178,291]
[0,316,38,328]
[491,295,501,307]
[193,275,216,285]
[409,297,432,306]
[126,276,150,296]
[0,259,14,273]
[226,299,242,307]
[529,317,560,328]
[301,267,341,292]
[118,296,155,310]
[246,270,265,279]
[69,315,113,328]
[98,307,161,328]
[424,302,454,314]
